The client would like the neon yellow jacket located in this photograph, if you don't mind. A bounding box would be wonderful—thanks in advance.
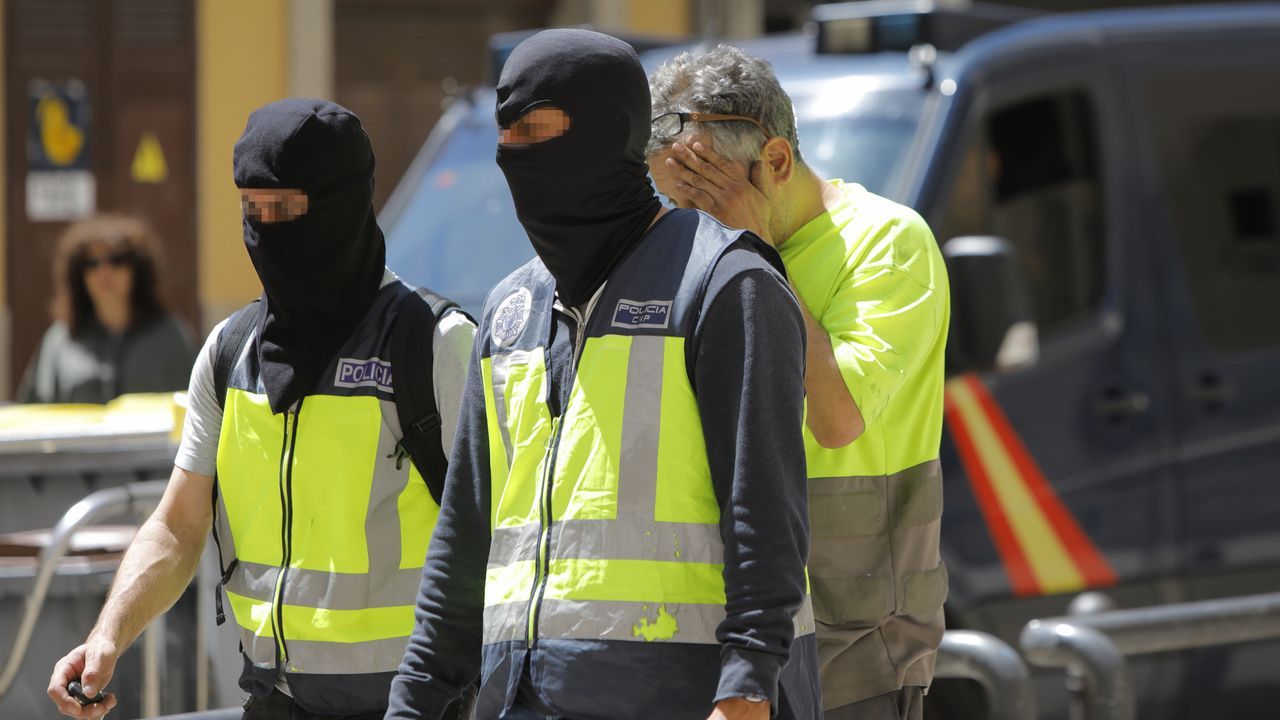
[779,181,950,706]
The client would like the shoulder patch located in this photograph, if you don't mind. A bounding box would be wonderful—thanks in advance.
[492,287,532,348]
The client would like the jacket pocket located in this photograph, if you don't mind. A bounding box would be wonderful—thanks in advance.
[811,574,894,625]
[896,460,943,527]
[901,563,949,617]
[810,489,883,538]
[808,479,895,624]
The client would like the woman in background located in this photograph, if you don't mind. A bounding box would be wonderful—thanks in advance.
[19,215,195,404]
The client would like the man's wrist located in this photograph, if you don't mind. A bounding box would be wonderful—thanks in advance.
[86,625,124,655]
[716,646,782,709]
[713,696,772,720]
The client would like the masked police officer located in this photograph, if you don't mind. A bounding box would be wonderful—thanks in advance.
[48,99,475,720]
[387,29,821,720]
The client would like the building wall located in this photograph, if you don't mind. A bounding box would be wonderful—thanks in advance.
[332,0,556,211]
[195,0,289,332]
[0,0,9,400]
[553,0,693,37]
[5,0,200,395]
[290,0,334,100]
[628,0,693,36]
[0,0,704,394]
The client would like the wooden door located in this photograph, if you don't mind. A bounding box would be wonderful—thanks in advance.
[334,0,554,211]
[5,0,197,396]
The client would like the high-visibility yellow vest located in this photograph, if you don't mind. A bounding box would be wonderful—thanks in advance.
[479,213,814,648]
[213,284,439,713]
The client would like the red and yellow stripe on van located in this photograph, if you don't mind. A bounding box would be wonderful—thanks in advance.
[944,374,1116,597]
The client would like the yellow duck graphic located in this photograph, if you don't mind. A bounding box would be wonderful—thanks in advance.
[37,94,85,166]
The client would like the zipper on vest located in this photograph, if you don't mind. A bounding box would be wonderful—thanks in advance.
[527,295,598,648]
[270,400,302,667]
[527,415,561,646]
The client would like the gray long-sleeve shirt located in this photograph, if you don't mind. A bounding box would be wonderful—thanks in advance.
[387,229,818,719]
[19,313,195,404]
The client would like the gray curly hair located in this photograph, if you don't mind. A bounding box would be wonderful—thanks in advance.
[647,44,803,165]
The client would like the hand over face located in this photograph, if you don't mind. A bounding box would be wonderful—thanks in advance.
[650,141,774,245]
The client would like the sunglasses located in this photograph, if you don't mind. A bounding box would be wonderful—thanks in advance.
[84,252,131,270]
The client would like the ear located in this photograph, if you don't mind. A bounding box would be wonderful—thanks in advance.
[760,136,795,185]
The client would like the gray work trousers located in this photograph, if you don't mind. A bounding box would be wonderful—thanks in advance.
[824,687,924,720]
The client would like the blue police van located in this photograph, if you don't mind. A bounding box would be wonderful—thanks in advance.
[380,3,1280,717]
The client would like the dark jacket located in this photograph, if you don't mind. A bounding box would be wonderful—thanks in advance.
[387,210,820,719]
[20,313,195,404]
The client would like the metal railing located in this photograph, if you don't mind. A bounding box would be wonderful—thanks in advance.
[0,480,204,717]
[935,630,1038,720]
[1020,620,1133,720]
[1020,591,1280,720]
[14,483,1280,720]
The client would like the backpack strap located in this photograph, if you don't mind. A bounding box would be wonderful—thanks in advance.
[208,300,260,625]
[214,300,262,411]
[390,287,472,505]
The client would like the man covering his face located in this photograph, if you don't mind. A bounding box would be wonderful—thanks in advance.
[388,29,821,720]
[647,47,950,720]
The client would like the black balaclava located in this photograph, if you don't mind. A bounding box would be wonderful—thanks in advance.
[495,29,662,307]
[233,98,385,414]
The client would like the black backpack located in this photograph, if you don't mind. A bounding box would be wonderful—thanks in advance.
[212,287,468,504]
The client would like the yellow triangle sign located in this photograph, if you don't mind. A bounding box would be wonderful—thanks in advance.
[131,132,168,184]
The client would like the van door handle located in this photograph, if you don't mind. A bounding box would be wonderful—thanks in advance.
[1095,387,1150,421]
[1188,373,1230,410]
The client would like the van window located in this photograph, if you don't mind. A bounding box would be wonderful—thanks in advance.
[1138,67,1280,353]
[938,90,1104,333]
[384,100,531,312]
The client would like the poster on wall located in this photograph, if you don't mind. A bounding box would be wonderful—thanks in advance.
[26,78,95,222]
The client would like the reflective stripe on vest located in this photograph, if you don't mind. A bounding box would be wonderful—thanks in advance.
[215,386,439,676]
[480,214,814,647]
[484,330,729,645]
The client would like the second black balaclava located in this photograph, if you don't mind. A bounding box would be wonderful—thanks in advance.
[233,99,385,414]
[495,29,662,307]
